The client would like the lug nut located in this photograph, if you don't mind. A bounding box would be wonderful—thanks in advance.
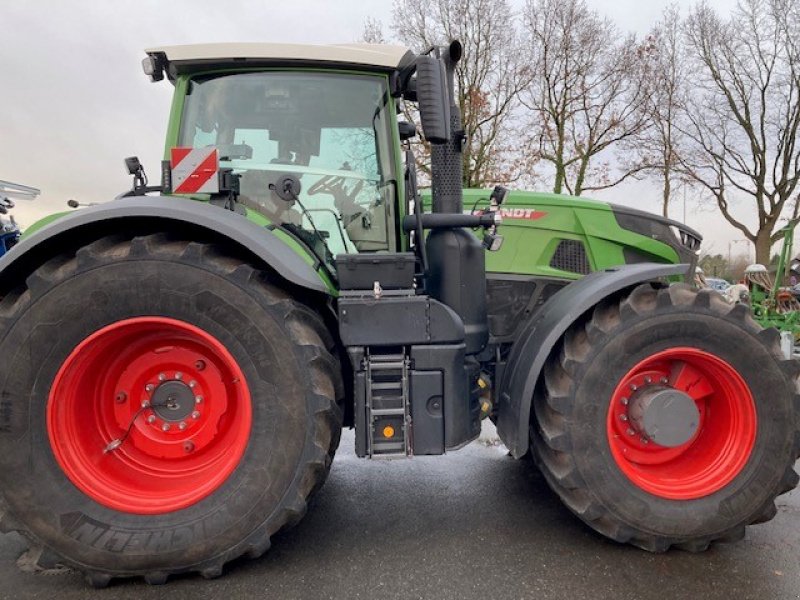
[115,391,127,404]
[189,380,197,388]
[147,415,156,424]
[158,373,166,381]
[175,372,183,380]
[179,421,187,431]
[620,414,628,421]
[145,383,155,393]
[162,423,171,432]
[660,377,668,384]
[195,395,203,404]
[195,360,206,371]
[627,428,636,436]
[644,376,652,384]
[191,411,201,420]
[620,397,629,405]
[141,400,150,408]
[641,437,649,444]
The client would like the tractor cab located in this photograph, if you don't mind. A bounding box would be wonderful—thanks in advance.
[142,44,422,268]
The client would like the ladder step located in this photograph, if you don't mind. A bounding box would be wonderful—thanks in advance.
[370,353,405,362]
[365,351,411,458]
[369,361,405,370]
[371,382,402,390]
[372,442,407,452]
[371,408,406,416]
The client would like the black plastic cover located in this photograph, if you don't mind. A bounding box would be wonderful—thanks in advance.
[336,252,416,290]
[338,295,464,346]
[410,370,445,455]
[426,228,489,355]
[415,56,450,144]
[411,345,479,449]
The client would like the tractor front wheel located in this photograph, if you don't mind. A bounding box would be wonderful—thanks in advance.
[531,283,800,551]
[0,234,342,585]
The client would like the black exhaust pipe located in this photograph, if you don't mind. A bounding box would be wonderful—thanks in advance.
[423,40,488,356]
[430,40,464,215]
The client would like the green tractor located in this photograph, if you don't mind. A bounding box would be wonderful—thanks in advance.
[0,41,797,587]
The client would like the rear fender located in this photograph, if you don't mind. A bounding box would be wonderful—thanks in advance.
[495,263,689,457]
[0,197,331,295]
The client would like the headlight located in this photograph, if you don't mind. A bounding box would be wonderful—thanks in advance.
[141,55,164,82]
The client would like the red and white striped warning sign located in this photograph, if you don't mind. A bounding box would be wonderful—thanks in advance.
[170,147,220,194]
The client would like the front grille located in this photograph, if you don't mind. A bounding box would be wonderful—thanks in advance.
[550,239,591,274]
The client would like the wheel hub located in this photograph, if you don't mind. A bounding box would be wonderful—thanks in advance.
[607,347,756,500]
[627,386,700,447]
[151,381,196,422]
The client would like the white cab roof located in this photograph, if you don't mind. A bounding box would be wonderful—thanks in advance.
[145,42,414,72]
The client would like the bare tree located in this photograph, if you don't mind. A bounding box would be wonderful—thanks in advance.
[680,0,800,264]
[631,5,688,217]
[361,17,387,44]
[391,0,533,187]
[522,0,653,196]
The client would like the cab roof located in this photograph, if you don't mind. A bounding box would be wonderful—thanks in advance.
[145,42,416,79]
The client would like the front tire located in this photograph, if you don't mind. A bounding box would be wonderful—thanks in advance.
[531,283,800,551]
[0,234,343,585]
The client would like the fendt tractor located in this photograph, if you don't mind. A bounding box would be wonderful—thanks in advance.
[0,41,797,587]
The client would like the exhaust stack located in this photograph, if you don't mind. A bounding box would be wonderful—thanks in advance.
[429,41,464,215]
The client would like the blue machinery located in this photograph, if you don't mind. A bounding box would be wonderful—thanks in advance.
[0,180,40,257]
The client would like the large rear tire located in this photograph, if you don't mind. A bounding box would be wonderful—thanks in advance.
[0,234,343,585]
[531,283,800,551]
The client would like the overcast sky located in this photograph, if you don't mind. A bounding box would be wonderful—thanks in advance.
[1,0,756,259]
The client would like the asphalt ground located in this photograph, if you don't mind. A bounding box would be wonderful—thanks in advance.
[0,424,798,599]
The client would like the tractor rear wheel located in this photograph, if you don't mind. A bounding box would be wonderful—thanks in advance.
[531,283,800,551]
[0,234,342,585]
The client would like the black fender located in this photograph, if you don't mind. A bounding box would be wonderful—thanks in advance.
[0,197,331,295]
[495,263,689,457]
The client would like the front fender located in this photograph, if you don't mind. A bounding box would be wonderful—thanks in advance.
[495,263,689,457]
[0,197,331,295]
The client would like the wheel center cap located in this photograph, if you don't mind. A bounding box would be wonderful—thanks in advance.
[628,386,700,447]
[151,381,195,422]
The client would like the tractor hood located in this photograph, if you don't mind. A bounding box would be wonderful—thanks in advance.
[453,189,702,278]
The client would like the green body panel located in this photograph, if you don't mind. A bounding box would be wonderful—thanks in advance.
[423,189,681,280]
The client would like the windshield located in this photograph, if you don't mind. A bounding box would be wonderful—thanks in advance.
[179,71,397,262]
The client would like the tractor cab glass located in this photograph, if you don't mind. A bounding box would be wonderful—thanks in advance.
[178,72,397,258]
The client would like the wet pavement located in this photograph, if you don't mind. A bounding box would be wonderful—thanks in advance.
[0,425,798,599]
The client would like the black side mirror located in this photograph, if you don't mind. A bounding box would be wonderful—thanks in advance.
[125,156,143,176]
[415,56,450,145]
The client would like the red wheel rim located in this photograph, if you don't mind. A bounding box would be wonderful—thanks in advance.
[606,347,756,500]
[47,317,252,514]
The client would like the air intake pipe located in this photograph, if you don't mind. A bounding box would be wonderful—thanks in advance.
[420,40,488,355]
[429,41,465,215]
